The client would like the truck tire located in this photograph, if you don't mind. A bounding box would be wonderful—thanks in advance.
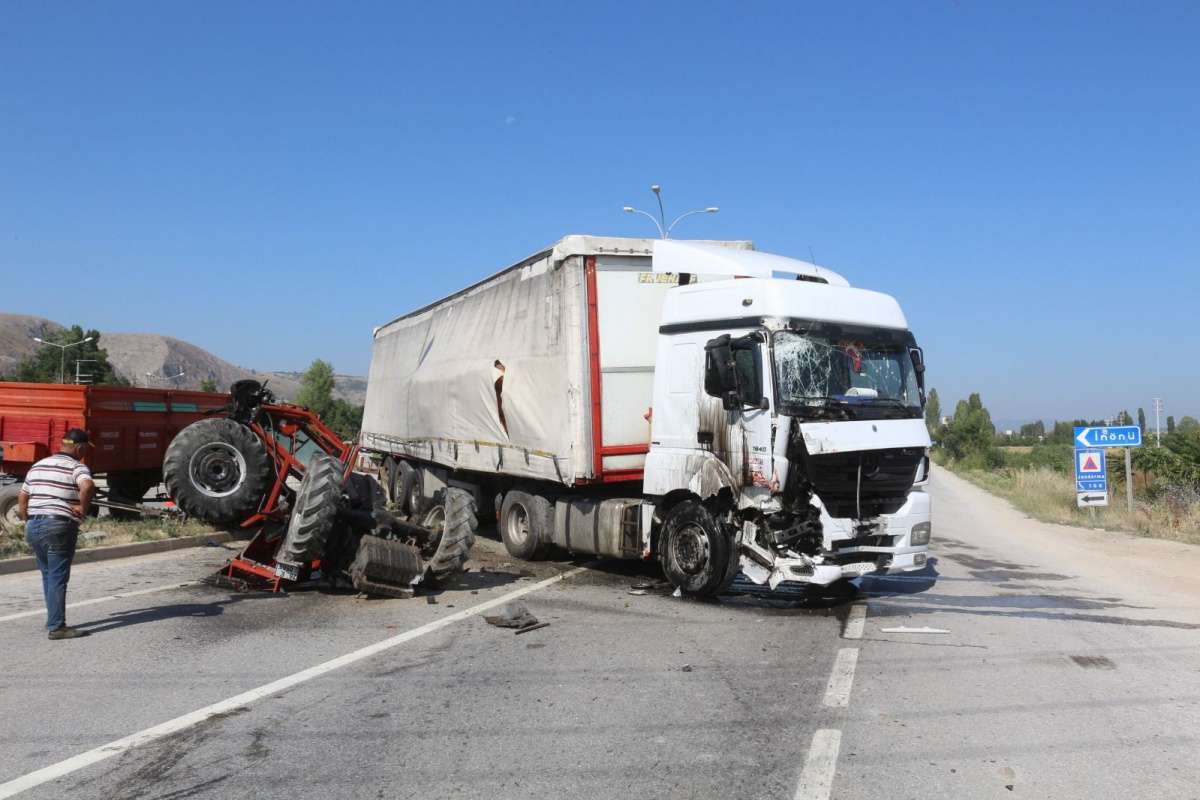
[0,484,22,536]
[383,458,399,505]
[659,500,739,597]
[106,471,158,521]
[499,490,552,560]
[418,487,477,583]
[276,452,343,565]
[398,461,421,516]
[163,418,273,525]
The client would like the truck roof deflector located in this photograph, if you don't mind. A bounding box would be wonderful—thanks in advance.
[651,240,850,287]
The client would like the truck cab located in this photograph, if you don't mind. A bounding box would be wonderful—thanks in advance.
[642,241,931,593]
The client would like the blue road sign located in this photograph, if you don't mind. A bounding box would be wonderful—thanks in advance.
[1075,448,1107,493]
[1074,425,1142,449]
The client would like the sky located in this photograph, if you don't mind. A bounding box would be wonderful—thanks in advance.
[1,1,1197,425]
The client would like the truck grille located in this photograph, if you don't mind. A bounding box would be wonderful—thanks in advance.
[801,447,923,519]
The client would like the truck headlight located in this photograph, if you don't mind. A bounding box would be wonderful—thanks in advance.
[910,521,931,546]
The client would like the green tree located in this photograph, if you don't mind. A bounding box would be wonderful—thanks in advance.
[199,378,219,393]
[1137,407,1147,433]
[925,388,942,438]
[940,392,999,463]
[1167,416,1176,434]
[11,324,127,385]
[1179,416,1200,435]
[295,359,336,419]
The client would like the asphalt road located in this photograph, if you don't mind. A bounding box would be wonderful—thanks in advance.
[1,468,1197,799]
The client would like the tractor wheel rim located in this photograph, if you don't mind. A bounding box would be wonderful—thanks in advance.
[671,523,710,575]
[188,442,247,498]
[506,502,531,546]
[421,506,445,555]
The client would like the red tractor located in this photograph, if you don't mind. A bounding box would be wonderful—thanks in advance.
[162,380,476,594]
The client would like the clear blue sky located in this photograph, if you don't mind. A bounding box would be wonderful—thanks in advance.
[2,2,1196,425]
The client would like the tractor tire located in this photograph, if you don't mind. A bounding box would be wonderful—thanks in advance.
[499,490,552,560]
[275,452,343,566]
[659,500,739,597]
[418,487,477,583]
[0,483,23,536]
[163,418,273,525]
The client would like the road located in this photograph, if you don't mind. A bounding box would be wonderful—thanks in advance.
[1,468,1197,799]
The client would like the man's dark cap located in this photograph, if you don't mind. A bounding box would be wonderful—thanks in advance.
[63,428,91,446]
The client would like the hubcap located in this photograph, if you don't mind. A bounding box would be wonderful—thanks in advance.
[188,442,247,498]
[671,524,710,575]
[505,502,531,546]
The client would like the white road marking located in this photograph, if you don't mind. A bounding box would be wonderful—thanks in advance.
[842,603,866,639]
[822,647,859,707]
[793,728,842,800]
[0,581,201,623]
[880,625,949,634]
[0,567,585,799]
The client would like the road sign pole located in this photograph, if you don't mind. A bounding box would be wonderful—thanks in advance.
[1124,448,1134,513]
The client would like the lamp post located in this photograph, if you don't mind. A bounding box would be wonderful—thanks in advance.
[623,185,718,239]
[32,336,93,384]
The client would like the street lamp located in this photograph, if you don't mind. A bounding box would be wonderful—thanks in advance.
[32,336,93,384]
[623,185,718,239]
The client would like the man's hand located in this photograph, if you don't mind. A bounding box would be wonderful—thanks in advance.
[77,478,96,520]
[17,490,29,522]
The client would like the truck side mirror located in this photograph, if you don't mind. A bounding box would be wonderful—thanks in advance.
[704,335,739,399]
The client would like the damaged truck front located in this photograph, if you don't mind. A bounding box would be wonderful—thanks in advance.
[360,235,931,597]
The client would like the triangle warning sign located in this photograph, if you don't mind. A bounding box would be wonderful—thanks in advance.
[1083,455,1099,471]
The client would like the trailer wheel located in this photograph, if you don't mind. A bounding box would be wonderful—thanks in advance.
[0,484,23,536]
[397,461,421,516]
[499,490,552,560]
[383,458,399,505]
[163,418,273,524]
[659,500,739,597]
[419,487,477,583]
[276,452,343,565]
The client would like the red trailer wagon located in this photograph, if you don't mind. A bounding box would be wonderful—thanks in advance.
[0,382,230,532]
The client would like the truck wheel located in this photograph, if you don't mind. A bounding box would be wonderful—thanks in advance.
[0,484,23,536]
[419,487,477,583]
[659,501,739,597]
[499,490,552,560]
[383,458,399,505]
[398,461,421,516]
[276,452,343,565]
[163,418,273,525]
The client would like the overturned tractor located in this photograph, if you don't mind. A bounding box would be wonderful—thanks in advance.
[162,380,475,594]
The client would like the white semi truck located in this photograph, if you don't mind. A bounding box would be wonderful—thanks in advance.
[360,235,931,596]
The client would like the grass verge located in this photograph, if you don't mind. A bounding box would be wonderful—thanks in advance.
[946,464,1200,546]
[1,516,226,560]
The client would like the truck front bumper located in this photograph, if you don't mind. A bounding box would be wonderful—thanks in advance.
[738,491,931,589]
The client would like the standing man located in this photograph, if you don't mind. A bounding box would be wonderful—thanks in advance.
[17,428,95,639]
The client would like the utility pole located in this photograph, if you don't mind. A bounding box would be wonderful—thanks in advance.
[1153,397,1163,446]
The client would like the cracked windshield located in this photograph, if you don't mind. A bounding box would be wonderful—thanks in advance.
[774,330,922,418]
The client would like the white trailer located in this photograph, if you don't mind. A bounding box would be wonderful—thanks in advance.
[362,235,931,595]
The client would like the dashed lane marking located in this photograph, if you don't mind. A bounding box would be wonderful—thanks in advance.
[822,647,859,708]
[842,603,866,639]
[0,567,586,799]
[793,729,842,800]
[0,581,201,624]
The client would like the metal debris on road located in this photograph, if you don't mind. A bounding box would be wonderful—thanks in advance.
[680,664,694,672]
[514,621,551,635]
[879,626,950,634]
[483,602,539,630]
[628,589,648,596]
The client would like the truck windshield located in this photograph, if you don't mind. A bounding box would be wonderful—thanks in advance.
[773,329,922,420]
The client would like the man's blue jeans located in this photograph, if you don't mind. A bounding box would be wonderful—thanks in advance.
[25,515,80,631]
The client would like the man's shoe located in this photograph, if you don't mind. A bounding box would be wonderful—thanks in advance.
[47,626,89,640]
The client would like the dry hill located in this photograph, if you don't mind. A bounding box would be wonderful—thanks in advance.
[0,314,366,405]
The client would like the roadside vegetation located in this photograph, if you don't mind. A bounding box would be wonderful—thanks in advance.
[926,388,1200,545]
[0,515,222,560]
